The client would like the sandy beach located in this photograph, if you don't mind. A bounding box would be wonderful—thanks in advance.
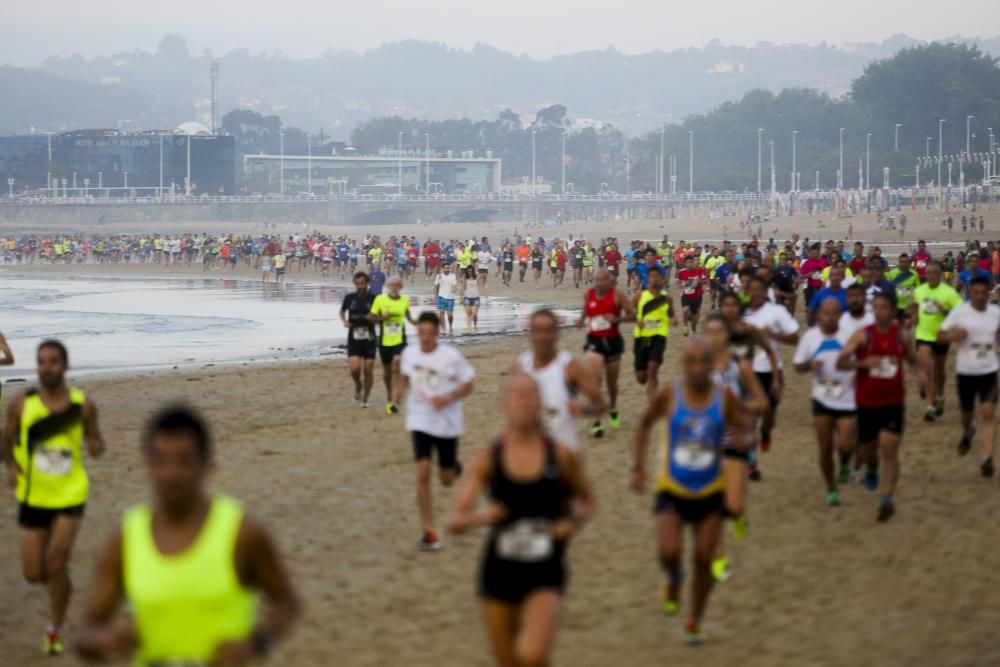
[3,209,1000,666]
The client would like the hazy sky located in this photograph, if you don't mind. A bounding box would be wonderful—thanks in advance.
[4,0,1000,66]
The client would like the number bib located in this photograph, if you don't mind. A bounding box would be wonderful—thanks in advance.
[818,379,843,400]
[672,440,716,471]
[385,322,403,336]
[922,300,940,315]
[972,343,995,360]
[643,319,662,331]
[496,519,554,562]
[35,448,73,476]
[352,327,370,340]
[590,316,612,332]
[541,407,561,435]
[870,356,899,379]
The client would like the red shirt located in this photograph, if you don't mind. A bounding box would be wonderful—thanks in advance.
[800,257,829,289]
[912,251,931,278]
[585,288,621,338]
[555,250,567,270]
[604,250,622,272]
[678,267,708,299]
[856,323,905,407]
[424,244,440,266]
[849,256,867,276]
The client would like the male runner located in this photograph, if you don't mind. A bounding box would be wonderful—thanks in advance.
[838,293,922,522]
[395,312,475,551]
[632,337,745,644]
[576,269,633,437]
[937,276,1000,476]
[794,298,857,506]
[516,240,531,283]
[340,271,377,407]
[3,340,105,655]
[912,261,963,421]
[523,309,604,450]
[886,253,920,321]
[76,406,299,664]
[434,262,459,335]
[370,276,417,415]
[912,239,932,281]
[678,255,708,336]
[633,266,677,403]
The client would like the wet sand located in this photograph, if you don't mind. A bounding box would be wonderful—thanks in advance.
[2,210,1000,666]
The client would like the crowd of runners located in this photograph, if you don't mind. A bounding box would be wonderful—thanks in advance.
[3,225,1000,664]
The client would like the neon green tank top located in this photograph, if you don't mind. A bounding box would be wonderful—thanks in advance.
[123,495,257,665]
[635,290,670,338]
[15,388,88,508]
[371,294,410,347]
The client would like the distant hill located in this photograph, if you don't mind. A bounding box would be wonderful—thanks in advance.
[5,33,998,136]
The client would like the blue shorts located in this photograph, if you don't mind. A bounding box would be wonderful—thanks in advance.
[436,296,455,313]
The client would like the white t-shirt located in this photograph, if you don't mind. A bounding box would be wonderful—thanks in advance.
[794,326,857,411]
[401,342,475,438]
[743,301,800,372]
[517,351,578,450]
[940,302,1000,375]
[476,251,494,270]
[838,312,875,343]
[435,272,458,300]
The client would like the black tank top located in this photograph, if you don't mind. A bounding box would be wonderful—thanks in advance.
[486,437,572,563]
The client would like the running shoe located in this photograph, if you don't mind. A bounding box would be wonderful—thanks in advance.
[353,385,362,402]
[877,497,895,523]
[660,584,680,616]
[711,556,731,582]
[958,429,975,456]
[386,401,399,415]
[934,398,945,418]
[863,471,879,492]
[837,461,851,485]
[683,325,690,337]
[591,421,604,438]
[42,628,63,656]
[826,490,842,507]
[685,617,702,645]
[923,406,937,423]
[609,410,622,429]
[982,457,995,479]
[748,464,762,481]
[361,401,369,409]
[417,531,442,551]
[732,515,749,540]
[852,468,867,485]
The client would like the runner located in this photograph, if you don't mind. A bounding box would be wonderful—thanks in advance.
[3,340,105,655]
[678,254,709,336]
[516,240,531,283]
[937,276,1000,476]
[742,276,800,458]
[912,261,963,421]
[462,267,482,330]
[837,293,922,522]
[530,242,545,290]
[576,270,633,437]
[0,330,13,403]
[886,253,920,322]
[476,245,495,296]
[632,337,746,644]
[794,298,857,506]
[370,276,417,415]
[524,309,604,450]
[76,406,300,664]
[434,262,459,335]
[839,284,875,341]
[632,266,677,403]
[340,271,377,407]
[500,243,515,287]
[448,373,595,667]
[395,312,475,551]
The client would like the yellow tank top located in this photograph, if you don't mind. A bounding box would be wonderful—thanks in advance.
[123,495,258,665]
[635,290,670,338]
[15,388,88,508]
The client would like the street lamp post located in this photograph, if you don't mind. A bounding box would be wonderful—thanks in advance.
[397,131,402,196]
[425,133,431,196]
[769,140,775,196]
[757,128,763,193]
[926,137,932,159]
[967,115,975,158]
[124,171,128,190]
[838,128,845,190]
[159,134,164,196]
[688,130,694,193]
[938,119,946,208]
[46,132,53,192]
[307,134,312,195]
[7,177,13,198]
[658,127,665,195]
[625,152,631,196]
[531,129,537,196]
[83,177,89,197]
[894,123,901,151]
[72,171,77,191]
[792,130,798,192]
[815,170,820,191]
[865,133,871,191]
[561,131,566,195]
[186,133,193,196]
[279,131,285,196]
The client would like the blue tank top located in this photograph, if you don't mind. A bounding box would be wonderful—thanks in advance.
[656,381,726,498]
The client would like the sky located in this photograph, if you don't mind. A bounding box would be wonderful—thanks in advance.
[4,0,1000,66]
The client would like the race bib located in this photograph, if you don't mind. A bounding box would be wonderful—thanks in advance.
[352,327,370,340]
[972,343,995,360]
[411,366,440,389]
[870,356,899,379]
[916,260,927,269]
[818,379,843,400]
[922,300,940,315]
[672,441,716,471]
[590,316,612,332]
[496,519,554,562]
[683,281,696,295]
[731,343,750,358]
[898,287,912,299]
[385,322,403,336]
[643,319,662,331]
[811,271,822,281]
[35,448,73,476]
[542,407,561,434]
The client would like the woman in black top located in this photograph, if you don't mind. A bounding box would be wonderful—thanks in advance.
[449,374,595,667]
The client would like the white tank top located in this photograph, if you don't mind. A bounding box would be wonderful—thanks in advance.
[517,350,578,450]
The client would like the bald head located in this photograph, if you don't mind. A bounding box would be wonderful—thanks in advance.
[817,297,842,333]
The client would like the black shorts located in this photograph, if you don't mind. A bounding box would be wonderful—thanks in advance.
[411,431,458,469]
[755,371,783,407]
[531,261,543,270]
[917,340,950,357]
[957,373,999,412]
[18,503,85,529]
[379,343,406,365]
[347,339,376,359]
[478,268,488,275]
[584,334,624,363]
[479,547,567,604]
[503,263,514,272]
[681,295,703,312]
[804,286,818,306]
[634,336,667,370]
[857,404,905,442]
[654,491,723,524]
[811,399,857,420]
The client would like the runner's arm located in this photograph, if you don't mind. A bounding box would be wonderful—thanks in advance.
[76,532,135,662]
[632,385,672,491]
[836,331,873,370]
[392,373,410,407]
[0,333,13,365]
[575,292,588,328]
[617,290,636,322]
[3,394,24,479]
[738,360,769,414]
[83,398,106,458]
[553,447,596,540]
[567,359,604,416]
[723,388,747,448]
[448,448,504,534]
